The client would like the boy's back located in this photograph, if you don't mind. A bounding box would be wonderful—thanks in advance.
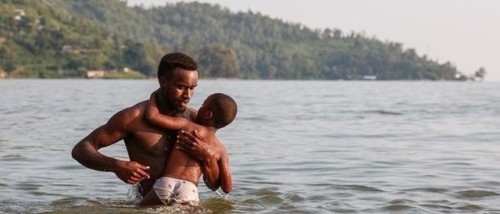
[163,125,224,186]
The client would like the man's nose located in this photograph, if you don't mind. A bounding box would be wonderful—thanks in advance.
[183,89,193,98]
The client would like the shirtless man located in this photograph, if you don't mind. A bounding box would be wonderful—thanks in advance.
[71,52,220,198]
[139,91,237,206]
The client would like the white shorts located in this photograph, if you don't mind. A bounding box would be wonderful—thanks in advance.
[153,177,199,205]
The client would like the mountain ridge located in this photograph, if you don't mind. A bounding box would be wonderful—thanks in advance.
[0,0,471,80]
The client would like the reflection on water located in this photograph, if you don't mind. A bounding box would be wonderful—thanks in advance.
[1,80,500,213]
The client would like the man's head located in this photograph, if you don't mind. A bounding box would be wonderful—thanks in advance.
[157,52,199,112]
[197,93,238,129]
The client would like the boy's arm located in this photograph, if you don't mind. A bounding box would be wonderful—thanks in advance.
[202,158,221,191]
[146,91,189,130]
[218,149,233,193]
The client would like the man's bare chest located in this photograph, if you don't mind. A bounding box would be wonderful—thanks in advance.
[125,123,177,157]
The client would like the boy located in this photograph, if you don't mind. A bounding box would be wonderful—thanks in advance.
[139,90,237,206]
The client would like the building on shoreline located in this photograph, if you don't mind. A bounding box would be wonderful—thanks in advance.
[85,70,105,79]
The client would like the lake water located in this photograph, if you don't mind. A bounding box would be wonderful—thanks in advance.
[1,79,499,213]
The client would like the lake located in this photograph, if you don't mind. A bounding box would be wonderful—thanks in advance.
[1,79,499,213]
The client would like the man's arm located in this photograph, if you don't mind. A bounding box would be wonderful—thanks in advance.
[71,108,150,184]
[146,91,189,130]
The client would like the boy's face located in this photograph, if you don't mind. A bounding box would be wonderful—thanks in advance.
[196,96,213,121]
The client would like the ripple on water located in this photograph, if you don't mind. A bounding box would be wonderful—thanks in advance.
[455,190,499,199]
[283,192,305,203]
[379,204,415,212]
[456,204,484,211]
[2,153,24,160]
[403,187,449,194]
[143,204,213,214]
[48,197,150,214]
[240,188,282,207]
[368,198,429,213]
[0,200,54,213]
[14,182,43,191]
[201,197,234,214]
[236,187,306,212]
[337,184,384,192]
[419,202,453,212]
[306,194,331,202]
[317,201,357,213]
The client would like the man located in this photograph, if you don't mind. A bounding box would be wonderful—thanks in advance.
[71,52,221,198]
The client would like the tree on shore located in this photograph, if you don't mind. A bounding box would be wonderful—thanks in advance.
[474,67,486,81]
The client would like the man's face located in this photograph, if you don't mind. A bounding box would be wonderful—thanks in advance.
[160,68,198,112]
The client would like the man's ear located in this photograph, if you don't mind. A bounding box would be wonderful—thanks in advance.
[159,76,167,87]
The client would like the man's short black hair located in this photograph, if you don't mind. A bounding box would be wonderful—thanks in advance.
[157,52,198,79]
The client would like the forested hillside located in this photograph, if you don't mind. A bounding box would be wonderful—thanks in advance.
[0,0,470,80]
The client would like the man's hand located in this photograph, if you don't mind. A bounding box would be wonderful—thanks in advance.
[113,160,150,184]
[176,130,214,161]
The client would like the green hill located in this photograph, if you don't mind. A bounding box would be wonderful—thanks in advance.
[0,0,469,80]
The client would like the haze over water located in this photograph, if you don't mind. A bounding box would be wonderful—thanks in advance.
[1,79,499,213]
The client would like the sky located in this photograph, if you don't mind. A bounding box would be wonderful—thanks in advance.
[127,0,500,81]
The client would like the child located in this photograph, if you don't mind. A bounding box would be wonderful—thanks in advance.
[139,90,237,206]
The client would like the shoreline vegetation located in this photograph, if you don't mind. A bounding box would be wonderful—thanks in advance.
[0,0,486,81]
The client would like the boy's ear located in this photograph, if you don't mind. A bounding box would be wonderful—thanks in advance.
[204,110,214,120]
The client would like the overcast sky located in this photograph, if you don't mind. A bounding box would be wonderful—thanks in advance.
[127,0,500,81]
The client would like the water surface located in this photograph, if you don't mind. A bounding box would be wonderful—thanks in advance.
[1,80,499,213]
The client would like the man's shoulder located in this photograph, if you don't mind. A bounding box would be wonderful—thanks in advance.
[111,100,148,123]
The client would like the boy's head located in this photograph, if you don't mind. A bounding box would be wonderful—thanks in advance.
[197,93,237,129]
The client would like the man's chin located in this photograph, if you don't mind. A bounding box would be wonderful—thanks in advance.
[176,105,187,112]
[174,100,189,112]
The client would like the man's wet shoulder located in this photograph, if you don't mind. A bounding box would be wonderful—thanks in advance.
[110,100,148,127]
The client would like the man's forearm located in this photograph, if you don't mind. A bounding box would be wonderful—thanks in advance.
[72,140,117,172]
